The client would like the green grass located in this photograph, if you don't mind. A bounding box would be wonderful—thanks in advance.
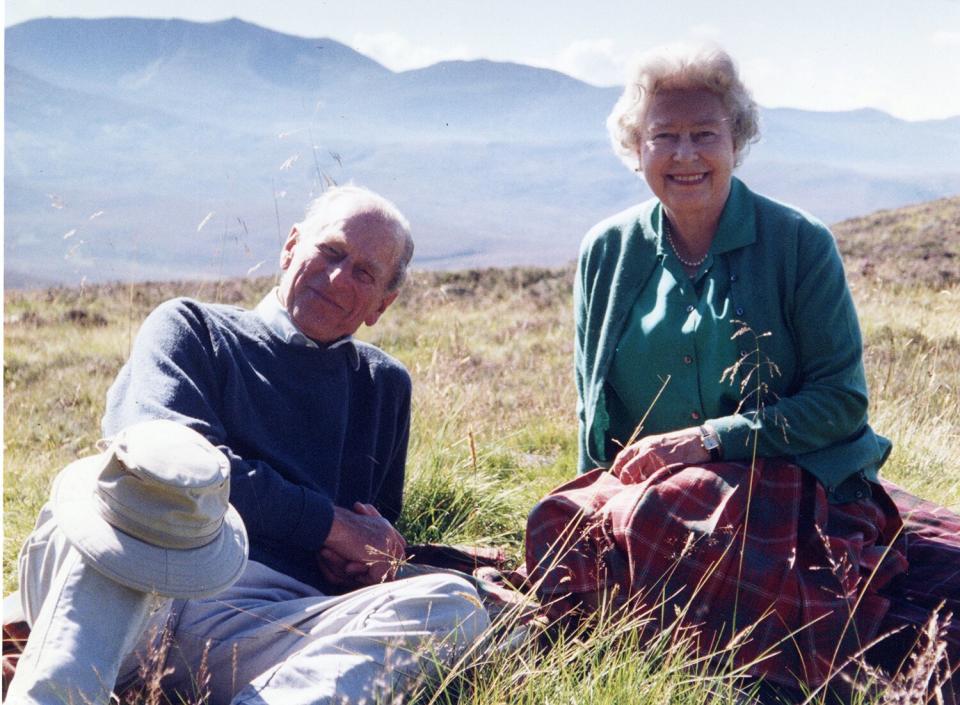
[4,253,959,703]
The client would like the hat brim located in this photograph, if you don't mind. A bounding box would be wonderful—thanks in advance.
[52,456,249,599]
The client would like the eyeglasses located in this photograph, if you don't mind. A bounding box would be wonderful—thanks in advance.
[643,121,731,152]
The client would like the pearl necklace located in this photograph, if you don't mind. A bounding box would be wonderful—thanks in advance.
[664,218,708,268]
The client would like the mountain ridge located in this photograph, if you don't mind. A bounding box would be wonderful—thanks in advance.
[5,17,960,286]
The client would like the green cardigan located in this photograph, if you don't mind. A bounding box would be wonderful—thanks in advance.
[574,178,891,500]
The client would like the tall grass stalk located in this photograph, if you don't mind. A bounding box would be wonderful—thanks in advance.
[4,266,958,704]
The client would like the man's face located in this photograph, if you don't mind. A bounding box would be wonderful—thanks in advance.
[278,207,402,343]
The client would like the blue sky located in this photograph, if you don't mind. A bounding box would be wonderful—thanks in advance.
[5,0,960,120]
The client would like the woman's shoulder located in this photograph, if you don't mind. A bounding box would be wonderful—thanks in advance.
[583,198,658,243]
[747,184,833,241]
[579,197,659,259]
[740,181,845,276]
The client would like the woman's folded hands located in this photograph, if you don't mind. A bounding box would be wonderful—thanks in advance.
[610,426,711,484]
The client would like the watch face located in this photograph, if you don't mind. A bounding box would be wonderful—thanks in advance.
[700,427,719,450]
[699,427,721,461]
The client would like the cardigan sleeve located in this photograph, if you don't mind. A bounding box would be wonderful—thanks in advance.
[574,247,593,473]
[102,299,336,552]
[708,221,872,464]
[573,205,660,474]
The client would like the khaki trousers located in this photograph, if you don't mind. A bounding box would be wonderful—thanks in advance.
[7,506,489,705]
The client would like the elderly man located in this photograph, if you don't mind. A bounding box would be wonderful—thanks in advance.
[9,185,489,705]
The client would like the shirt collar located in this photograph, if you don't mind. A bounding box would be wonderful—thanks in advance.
[709,176,756,254]
[255,288,360,370]
[654,176,756,259]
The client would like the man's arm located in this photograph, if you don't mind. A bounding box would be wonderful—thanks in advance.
[102,299,337,553]
[317,362,411,587]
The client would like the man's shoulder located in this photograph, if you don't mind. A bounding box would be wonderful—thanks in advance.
[352,340,411,388]
[135,298,270,358]
[152,296,245,319]
[147,297,255,332]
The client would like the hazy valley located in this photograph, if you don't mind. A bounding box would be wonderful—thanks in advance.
[6,17,960,287]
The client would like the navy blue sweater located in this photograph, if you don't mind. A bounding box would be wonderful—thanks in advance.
[102,298,411,590]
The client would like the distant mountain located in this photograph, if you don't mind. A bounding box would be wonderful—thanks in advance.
[755,107,960,175]
[4,18,391,131]
[5,17,960,287]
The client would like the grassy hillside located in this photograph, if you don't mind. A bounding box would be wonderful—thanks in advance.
[833,194,960,287]
[4,198,959,703]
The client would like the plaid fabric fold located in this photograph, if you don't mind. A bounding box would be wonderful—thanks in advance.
[525,458,916,689]
[872,483,960,683]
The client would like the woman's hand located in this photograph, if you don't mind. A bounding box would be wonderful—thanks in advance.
[610,427,710,484]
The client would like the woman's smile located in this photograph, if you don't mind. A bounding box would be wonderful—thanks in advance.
[667,173,708,184]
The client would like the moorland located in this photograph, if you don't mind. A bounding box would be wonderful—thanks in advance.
[4,194,959,703]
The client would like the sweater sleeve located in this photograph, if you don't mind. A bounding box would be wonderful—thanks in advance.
[373,369,411,525]
[708,222,871,462]
[102,300,336,551]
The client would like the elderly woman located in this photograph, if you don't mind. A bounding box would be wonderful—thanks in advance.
[527,44,960,697]
[577,45,887,492]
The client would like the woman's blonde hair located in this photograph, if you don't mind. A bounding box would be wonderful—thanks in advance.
[607,43,760,172]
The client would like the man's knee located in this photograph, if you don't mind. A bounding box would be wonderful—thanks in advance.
[393,573,491,643]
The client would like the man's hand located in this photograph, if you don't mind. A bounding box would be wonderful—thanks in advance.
[610,427,709,484]
[317,503,406,589]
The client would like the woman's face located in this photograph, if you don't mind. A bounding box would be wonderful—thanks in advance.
[639,88,736,224]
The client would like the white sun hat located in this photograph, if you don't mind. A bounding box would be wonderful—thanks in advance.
[52,420,248,598]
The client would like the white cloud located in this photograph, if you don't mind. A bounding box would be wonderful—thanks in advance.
[689,24,722,39]
[931,30,960,46]
[550,38,627,86]
[548,32,731,88]
[739,56,787,106]
[740,53,954,120]
[350,31,470,71]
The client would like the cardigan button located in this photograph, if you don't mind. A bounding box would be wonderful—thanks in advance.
[690,411,701,420]
[686,304,695,313]
[735,307,744,316]
[730,273,738,282]
[683,355,693,365]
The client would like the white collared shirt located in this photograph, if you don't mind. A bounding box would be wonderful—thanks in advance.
[254,289,358,368]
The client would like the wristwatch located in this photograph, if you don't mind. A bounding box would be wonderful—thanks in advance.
[698,425,722,462]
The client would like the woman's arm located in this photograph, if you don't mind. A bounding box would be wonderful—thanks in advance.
[708,221,870,461]
[574,252,593,473]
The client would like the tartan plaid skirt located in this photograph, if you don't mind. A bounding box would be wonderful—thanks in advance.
[524,458,960,690]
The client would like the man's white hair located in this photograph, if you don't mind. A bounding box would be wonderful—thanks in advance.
[298,185,414,292]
